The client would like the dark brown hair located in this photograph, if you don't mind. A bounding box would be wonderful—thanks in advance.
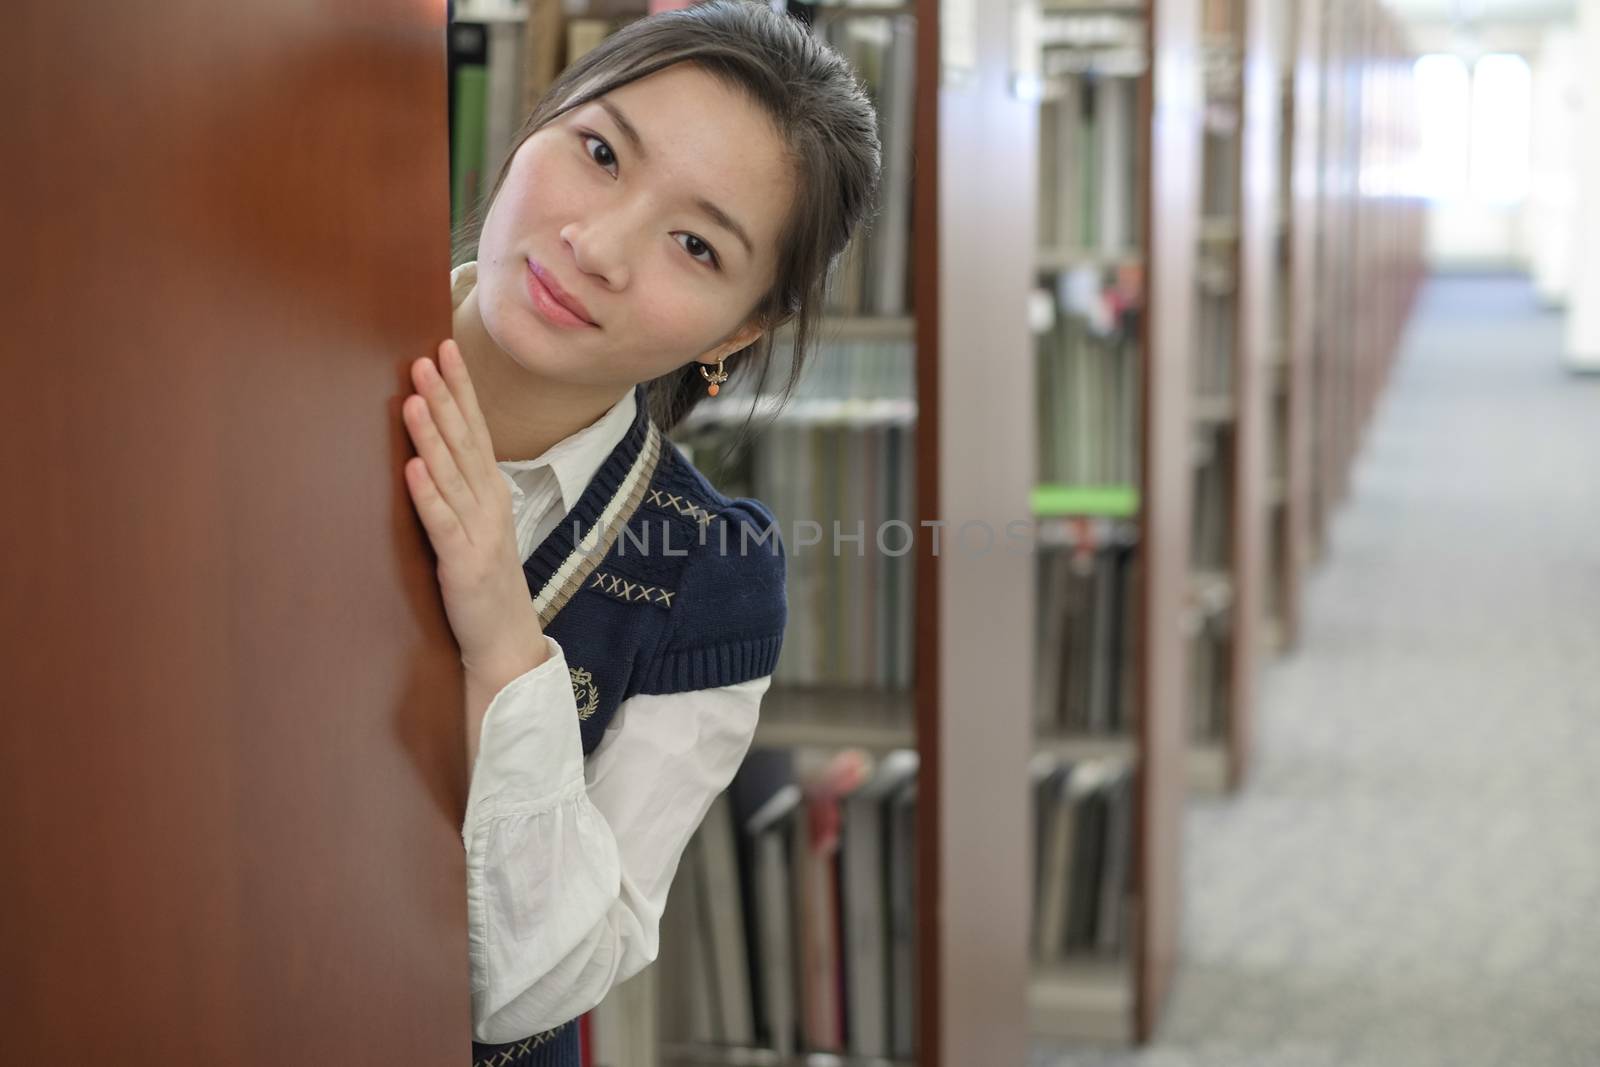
[451,0,883,444]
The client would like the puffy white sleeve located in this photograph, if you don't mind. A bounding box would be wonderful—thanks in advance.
[462,632,767,1046]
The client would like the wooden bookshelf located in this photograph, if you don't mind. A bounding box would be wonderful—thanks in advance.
[1269,0,1320,654]
[923,0,1042,1055]
[1028,0,1200,1045]
[615,0,1040,1064]
[1291,0,1422,585]
[451,3,969,1063]
[1177,0,1284,796]
[1304,0,1419,561]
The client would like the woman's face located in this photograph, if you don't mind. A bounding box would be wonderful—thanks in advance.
[472,62,797,392]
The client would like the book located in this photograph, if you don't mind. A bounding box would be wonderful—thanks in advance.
[449,22,489,228]
[1031,758,1130,960]
[658,834,719,1045]
[840,751,918,1056]
[1036,540,1136,735]
[793,749,872,1052]
[698,793,755,1046]
[735,751,805,1055]
[482,21,525,188]
[589,965,658,1067]
[1035,762,1080,960]
[887,777,918,1060]
[1095,766,1133,955]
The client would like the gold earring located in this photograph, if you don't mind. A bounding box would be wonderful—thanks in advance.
[700,357,729,397]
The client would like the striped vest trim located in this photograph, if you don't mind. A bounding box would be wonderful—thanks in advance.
[532,419,662,627]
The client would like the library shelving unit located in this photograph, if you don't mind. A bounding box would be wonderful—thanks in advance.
[1265,0,1320,654]
[1179,0,1282,793]
[659,1,933,1062]
[1263,0,1422,645]
[1300,0,1423,564]
[1262,0,1299,655]
[1346,3,1422,464]
[1187,0,1242,794]
[1029,0,1200,1046]
[451,1,1044,1065]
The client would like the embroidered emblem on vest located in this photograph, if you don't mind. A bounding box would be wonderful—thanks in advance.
[647,487,715,530]
[589,568,676,609]
[569,665,600,720]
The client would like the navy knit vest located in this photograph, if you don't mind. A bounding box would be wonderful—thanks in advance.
[470,383,786,1067]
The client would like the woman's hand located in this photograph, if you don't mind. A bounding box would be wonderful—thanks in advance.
[402,339,546,684]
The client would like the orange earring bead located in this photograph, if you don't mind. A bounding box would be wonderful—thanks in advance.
[700,358,729,397]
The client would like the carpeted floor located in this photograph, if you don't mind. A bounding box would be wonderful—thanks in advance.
[1033,274,1600,1067]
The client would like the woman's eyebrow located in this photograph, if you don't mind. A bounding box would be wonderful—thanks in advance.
[694,197,754,260]
[596,99,648,162]
[596,98,755,261]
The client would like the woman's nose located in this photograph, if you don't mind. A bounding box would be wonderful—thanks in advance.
[560,218,631,292]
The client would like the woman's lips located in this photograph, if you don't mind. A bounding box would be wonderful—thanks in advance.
[526,260,598,329]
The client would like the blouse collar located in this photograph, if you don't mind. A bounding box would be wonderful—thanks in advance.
[451,260,638,516]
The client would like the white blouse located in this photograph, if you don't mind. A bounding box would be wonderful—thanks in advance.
[454,262,770,1044]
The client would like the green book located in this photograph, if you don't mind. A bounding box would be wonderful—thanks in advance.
[450,64,488,228]
[1032,484,1140,519]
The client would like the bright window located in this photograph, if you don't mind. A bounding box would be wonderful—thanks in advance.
[1414,54,1470,199]
[1411,52,1532,203]
[1469,53,1532,203]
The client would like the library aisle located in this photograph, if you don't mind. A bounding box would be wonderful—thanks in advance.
[1035,274,1600,1067]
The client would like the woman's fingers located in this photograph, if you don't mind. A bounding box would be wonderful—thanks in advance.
[409,358,476,492]
[412,352,488,499]
[437,340,496,461]
[403,453,469,555]
[404,390,478,539]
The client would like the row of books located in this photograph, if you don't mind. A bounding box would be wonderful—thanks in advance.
[1037,73,1140,258]
[1030,755,1134,961]
[659,748,921,1060]
[764,422,917,690]
[1036,277,1142,487]
[672,416,919,691]
[1035,541,1138,736]
[448,17,526,229]
[816,10,917,319]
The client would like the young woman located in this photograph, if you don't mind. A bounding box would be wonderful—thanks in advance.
[399,3,881,1064]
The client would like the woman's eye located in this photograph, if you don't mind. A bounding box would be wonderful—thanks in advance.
[676,233,720,269]
[581,133,617,174]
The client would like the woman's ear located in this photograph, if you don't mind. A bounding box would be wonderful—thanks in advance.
[702,321,766,364]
